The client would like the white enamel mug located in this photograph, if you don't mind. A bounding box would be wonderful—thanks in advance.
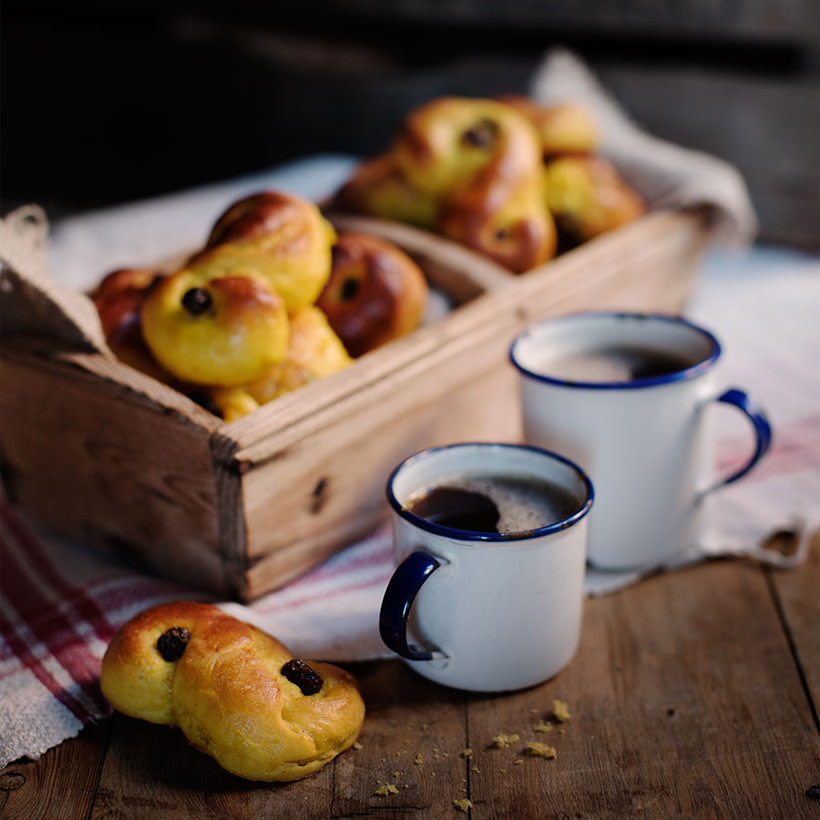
[510,312,772,571]
[379,442,594,692]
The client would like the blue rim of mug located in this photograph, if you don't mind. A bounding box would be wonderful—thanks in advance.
[386,442,594,543]
[509,312,722,390]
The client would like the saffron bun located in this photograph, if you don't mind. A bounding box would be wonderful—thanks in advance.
[330,153,439,229]
[495,95,599,156]
[141,270,290,387]
[336,96,557,272]
[100,601,366,782]
[90,267,170,380]
[542,155,646,244]
[245,305,353,404]
[330,95,649,269]
[315,232,428,357]
[189,191,336,313]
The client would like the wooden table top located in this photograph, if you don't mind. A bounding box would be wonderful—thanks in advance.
[2,533,818,820]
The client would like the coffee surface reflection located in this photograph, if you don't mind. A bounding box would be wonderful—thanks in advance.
[536,344,693,383]
[407,473,579,535]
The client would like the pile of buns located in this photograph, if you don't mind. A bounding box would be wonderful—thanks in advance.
[100,602,366,781]
[91,191,429,421]
[331,95,645,273]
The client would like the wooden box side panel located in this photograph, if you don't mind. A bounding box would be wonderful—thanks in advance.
[0,348,229,594]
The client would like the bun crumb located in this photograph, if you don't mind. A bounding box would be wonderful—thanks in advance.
[492,732,520,748]
[526,741,557,759]
[553,699,570,722]
[374,784,400,796]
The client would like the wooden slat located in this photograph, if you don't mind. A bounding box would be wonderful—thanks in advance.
[0,347,226,594]
[466,558,820,819]
[0,718,110,820]
[87,713,336,819]
[330,661,470,816]
[770,531,820,718]
[79,662,468,819]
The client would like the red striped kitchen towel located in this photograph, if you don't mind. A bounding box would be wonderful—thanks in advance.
[0,501,394,768]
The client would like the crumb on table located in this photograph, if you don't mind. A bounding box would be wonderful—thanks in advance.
[526,741,557,759]
[492,733,520,748]
[553,699,570,722]
[374,784,400,796]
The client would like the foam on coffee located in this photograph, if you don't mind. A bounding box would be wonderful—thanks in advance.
[407,472,579,535]
[533,344,693,384]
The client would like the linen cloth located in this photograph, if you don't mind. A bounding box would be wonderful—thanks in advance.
[2,51,818,770]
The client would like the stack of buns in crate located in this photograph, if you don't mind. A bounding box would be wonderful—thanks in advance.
[332,95,646,271]
[91,191,429,421]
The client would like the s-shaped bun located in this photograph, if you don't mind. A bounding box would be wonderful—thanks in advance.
[100,601,366,782]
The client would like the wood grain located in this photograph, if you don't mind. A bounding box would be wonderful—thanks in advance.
[770,532,820,723]
[2,545,817,818]
[0,345,225,593]
[0,718,110,820]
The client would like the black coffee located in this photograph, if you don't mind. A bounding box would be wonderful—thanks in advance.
[406,473,580,535]
[539,345,693,383]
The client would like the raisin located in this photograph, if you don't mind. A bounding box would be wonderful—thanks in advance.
[181,287,213,316]
[461,117,499,150]
[156,626,190,662]
[340,277,360,302]
[807,785,820,800]
[281,658,323,695]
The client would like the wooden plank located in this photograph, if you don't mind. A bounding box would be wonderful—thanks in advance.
[330,661,470,817]
[596,64,820,248]
[88,712,336,819]
[0,347,225,594]
[0,718,110,820]
[81,661,468,819]
[466,558,820,819]
[769,531,820,717]
[241,349,520,597]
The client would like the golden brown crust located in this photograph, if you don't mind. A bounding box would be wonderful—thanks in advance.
[100,601,366,782]
[330,154,439,229]
[189,191,336,314]
[90,268,172,381]
[315,232,428,357]
[495,95,599,156]
[343,97,558,273]
[141,271,290,386]
[205,192,306,248]
[543,155,646,244]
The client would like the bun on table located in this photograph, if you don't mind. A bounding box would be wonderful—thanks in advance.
[100,601,366,782]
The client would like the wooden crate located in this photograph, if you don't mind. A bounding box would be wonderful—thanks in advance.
[0,208,710,600]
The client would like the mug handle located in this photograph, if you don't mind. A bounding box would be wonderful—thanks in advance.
[379,549,443,661]
[702,387,773,496]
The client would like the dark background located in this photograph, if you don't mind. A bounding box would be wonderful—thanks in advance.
[2,0,818,247]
